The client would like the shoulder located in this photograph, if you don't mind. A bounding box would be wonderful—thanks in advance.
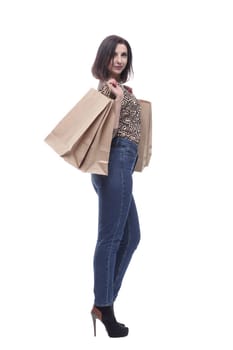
[98,80,108,92]
[98,80,105,90]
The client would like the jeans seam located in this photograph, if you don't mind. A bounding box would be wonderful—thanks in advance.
[105,158,125,305]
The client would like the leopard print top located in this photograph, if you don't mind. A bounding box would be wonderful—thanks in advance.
[99,83,141,144]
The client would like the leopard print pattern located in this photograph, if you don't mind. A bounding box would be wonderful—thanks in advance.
[99,83,141,144]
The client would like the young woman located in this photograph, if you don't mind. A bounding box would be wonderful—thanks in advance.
[90,35,141,338]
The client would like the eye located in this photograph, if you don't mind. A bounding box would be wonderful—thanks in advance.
[122,52,128,57]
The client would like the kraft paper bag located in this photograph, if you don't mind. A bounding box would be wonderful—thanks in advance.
[77,106,116,174]
[44,88,115,175]
[134,100,152,172]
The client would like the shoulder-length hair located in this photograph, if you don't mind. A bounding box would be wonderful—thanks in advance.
[91,35,133,83]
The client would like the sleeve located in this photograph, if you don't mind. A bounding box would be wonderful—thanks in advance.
[98,83,115,99]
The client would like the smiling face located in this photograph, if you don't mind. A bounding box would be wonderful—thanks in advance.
[108,43,128,80]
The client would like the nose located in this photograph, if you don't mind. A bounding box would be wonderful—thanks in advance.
[115,54,122,64]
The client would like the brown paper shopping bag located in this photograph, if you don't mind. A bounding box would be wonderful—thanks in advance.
[77,106,116,174]
[134,100,152,172]
[44,88,115,175]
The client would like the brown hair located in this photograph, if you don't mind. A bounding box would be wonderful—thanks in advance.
[91,35,133,83]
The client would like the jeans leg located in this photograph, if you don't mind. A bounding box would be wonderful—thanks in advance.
[91,137,140,306]
[92,161,134,306]
[113,196,140,301]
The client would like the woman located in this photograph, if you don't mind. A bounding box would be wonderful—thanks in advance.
[90,35,141,338]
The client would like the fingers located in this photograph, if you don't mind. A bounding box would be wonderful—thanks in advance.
[107,78,117,88]
[106,79,123,100]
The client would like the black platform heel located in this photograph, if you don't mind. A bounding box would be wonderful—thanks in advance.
[91,305,129,338]
[110,304,125,327]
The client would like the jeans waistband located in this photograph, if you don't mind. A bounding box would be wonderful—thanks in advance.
[111,137,138,152]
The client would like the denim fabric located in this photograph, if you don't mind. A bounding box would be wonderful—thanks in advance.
[91,137,141,306]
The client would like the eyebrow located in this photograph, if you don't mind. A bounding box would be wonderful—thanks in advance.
[114,51,128,55]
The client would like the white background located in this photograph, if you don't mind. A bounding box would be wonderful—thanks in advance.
[0,0,233,349]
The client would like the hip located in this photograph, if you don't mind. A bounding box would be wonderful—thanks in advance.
[109,137,138,173]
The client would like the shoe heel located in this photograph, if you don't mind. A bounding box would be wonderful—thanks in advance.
[91,305,128,338]
[91,312,97,337]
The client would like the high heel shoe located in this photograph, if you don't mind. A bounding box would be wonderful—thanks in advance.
[110,304,125,327]
[91,305,129,338]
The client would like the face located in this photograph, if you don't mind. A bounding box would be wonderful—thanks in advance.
[108,43,128,79]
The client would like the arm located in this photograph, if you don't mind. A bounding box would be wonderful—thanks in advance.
[106,79,123,129]
[99,79,124,129]
[112,96,122,129]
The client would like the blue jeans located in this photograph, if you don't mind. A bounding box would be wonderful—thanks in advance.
[91,137,141,306]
